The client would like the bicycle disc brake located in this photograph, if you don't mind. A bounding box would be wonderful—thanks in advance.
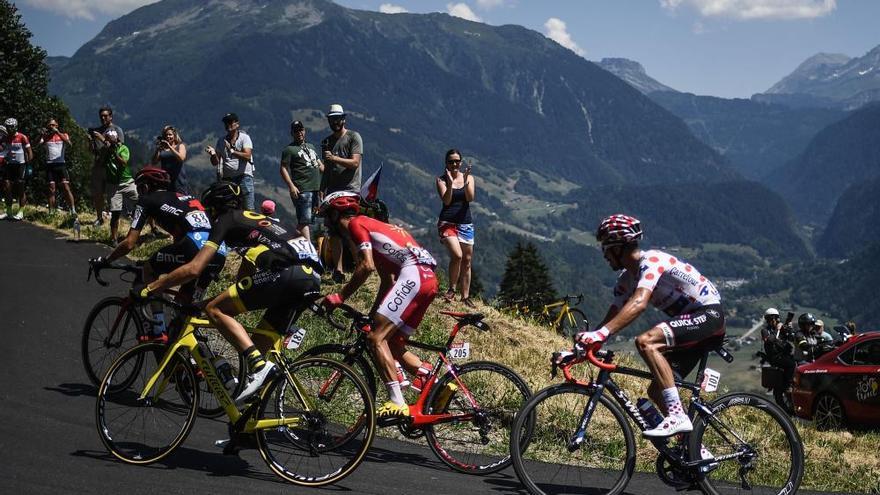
[656,453,698,491]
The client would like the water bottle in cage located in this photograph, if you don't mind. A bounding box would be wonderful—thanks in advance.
[213,356,238,393]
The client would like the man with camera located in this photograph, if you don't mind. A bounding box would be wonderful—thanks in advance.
[206,113,254,210]
[88,107,125,227]
[1,117,33,220]
[36,118,76,217]
[99,129,137,243]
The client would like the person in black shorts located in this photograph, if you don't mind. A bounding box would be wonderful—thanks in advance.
[575,214,725,438]
[91,167,228,341]
[134,180,323,404]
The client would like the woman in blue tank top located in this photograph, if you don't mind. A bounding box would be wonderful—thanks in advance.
[151,125,189,193]
[436,149,477,307]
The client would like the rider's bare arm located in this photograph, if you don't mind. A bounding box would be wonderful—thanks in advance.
[106,228,142,262]
[341,248,376,301]
[601,287,652,336]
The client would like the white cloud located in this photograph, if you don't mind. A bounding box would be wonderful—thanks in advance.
[446,3,483,22]
[660,0,837,20]
[379,3,408,14]
[24,0,159,21]
[543,17,585,57]
[476,0,505,9]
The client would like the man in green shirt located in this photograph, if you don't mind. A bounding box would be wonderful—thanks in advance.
[102,128,138,243]
[279,120,323,241]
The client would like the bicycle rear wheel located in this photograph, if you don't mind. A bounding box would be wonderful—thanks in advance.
[424,361,531,474]
[510,383,636,495]
[690,393,804,495]
[96,343,199,464]
[82,297,144,386]
[559,309,587,338]
[255,357,375,487]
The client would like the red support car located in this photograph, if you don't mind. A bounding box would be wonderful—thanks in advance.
[791,332,880,430]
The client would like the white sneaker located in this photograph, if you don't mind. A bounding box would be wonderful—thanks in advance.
[643,414,693,437]
[13,210,23,220]
[0,211,7,220]
[233,362,277,404]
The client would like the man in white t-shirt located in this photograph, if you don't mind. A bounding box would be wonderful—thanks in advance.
[206,113,255,210]
[37,118,77,216]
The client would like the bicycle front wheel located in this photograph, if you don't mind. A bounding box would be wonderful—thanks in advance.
[424,361,532,474]
[255,357,375,487]
[297,343,378,398]
[559,308,587,338]
[510,383,636,495]
[690,393,804,495]
[82,297,144,385]
[96,343,199,464]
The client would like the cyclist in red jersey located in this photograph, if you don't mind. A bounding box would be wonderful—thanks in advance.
[577,214,725,437]
[319,191,439,420]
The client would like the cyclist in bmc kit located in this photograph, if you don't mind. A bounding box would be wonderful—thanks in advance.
[135,181,323,403]
[91,167,228,341]
[576,214,725,437]
[319,191,439,421]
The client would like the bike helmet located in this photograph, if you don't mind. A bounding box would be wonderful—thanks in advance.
[797,313,816,332]
[4,117,18,131]
[764,308,780,319]
[201,180,243,212]
[318,191,361,216]
[596,214,643,246]
[134,166,171,189]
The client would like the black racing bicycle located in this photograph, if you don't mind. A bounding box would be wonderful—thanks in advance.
[510,340,804,495]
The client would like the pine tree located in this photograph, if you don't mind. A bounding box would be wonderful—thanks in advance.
[497,242,557,309]
[0,0,92,209]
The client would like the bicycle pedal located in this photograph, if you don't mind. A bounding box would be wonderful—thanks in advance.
[377,416,407,428]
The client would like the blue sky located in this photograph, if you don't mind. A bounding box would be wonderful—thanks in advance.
[16,0,880,98]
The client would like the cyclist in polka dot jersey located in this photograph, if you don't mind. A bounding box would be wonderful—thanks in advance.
[576,214,725,438]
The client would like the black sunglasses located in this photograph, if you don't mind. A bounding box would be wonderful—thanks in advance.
[446,159,462,164]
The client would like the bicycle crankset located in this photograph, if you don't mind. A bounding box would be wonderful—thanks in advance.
[656,453,699,491]
[397,423,425,439]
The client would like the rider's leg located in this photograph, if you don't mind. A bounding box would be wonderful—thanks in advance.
[637,326,692,436]
[368,314,407,405]
[388,333,422,373]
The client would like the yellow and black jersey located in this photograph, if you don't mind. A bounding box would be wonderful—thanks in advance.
[206,210,323,273]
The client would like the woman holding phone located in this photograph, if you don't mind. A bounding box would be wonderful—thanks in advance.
[435,148,476,307]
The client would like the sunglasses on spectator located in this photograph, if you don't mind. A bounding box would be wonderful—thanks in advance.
[446,159,462,164]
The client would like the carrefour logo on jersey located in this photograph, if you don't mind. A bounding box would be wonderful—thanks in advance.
[668,266,699,286]
[386,279,417,312]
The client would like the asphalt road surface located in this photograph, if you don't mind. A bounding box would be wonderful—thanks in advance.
[0,221,842,494]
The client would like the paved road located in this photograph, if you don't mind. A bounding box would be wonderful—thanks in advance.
[0,221,837,494]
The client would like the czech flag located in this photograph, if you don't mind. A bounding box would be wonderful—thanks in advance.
[360,164,382,202]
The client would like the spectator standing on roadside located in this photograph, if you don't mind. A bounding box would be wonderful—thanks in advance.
[280,120,323,241]
[151,125,188,193]
[89,107,124,226]
[1,117,33,220]
[206,113,254,210]
[101,129,137,243]
[36,118,76,217]
[436,149,476,307]
[320,104,363,283]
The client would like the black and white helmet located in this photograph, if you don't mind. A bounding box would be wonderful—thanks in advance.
[3,117,18,131]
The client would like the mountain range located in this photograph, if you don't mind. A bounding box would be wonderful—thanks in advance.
[47,0,814,295]
[767,102,880,225]
[754,47,880,110]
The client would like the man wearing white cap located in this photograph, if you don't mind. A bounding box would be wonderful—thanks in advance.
[320,103,363,283]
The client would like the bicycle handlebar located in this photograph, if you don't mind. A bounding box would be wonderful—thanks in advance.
[87,261,140,287]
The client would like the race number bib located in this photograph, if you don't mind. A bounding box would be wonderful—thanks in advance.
[284,326,307,350]
[701,368,721,392]
[409,246,437,267]
[185,210,211,230]
[450,342,470,360]
[287,237,320,264]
